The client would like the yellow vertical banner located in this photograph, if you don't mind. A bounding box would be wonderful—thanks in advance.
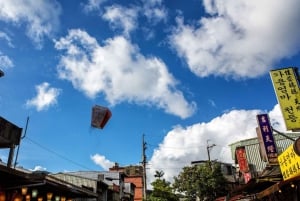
[278,141,300,180]
[270,67,300,131]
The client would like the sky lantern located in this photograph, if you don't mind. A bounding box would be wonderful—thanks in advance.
[91,105,112,129]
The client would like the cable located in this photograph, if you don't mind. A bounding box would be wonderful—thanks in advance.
[147,143,206,150]
[24,136,94,171]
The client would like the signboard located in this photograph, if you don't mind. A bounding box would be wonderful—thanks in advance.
[244,172,252,184]
[278,137,300,180]
[0,117,22,148]
[236,146,249,173]
[270,67,300,131]
[256,127,268,162]
[91,105,112,129]
[256,114,278,165]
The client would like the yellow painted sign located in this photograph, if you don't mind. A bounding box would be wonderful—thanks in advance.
[278,142,300,180]
[270,67,300,131]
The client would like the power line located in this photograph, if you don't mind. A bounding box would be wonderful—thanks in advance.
[24,137,93,171]
[147,143,207,150]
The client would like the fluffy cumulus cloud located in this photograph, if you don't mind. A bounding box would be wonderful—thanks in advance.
[0,0,61,48]
[170,0,300,79]
[141,0,167,24]
[54,29,196,119]
[102,5,139,37]
[83,0,166,38]
[146,104,286,186]
[26,82,61,111]
[90,154,115,170]
[83,0,107,13]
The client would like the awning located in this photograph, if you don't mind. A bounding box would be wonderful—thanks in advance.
[256,182,279,199]
[0,163,97,198]
[256,175,300,199]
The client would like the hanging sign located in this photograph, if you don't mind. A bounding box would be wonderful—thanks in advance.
[0,117,22,148]
[256,114,278,165]
[270,67,300,131]
[236,146,249,173]
[278,137,300,180]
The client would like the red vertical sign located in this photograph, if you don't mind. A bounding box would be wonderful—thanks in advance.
[236,146,249,173]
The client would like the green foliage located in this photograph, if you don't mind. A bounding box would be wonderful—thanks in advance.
[172,162,228,201]
[148,171,179,201]
[154,170,164,179]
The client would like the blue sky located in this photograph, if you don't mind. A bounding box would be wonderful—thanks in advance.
[0,0,300,186]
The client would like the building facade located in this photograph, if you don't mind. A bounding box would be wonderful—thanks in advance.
[229,132,300,181]
[109,164,144,201]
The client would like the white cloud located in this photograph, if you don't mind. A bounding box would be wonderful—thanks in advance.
[208,99,216,108]
[91,154,114,170]
[103,5,139,37]
[0,53,14,69]
[268,104,286,131]
[0,31,14,48]
[170,0,300,79]
[30,165,47,172]
[0,0,61,48]
[83,0,166,39]
[26,82,61,111]
[83,0,107,13]
[141,0,167,24]
[147,104,286,187]
[54,29,196,119]
[0,32,14,69]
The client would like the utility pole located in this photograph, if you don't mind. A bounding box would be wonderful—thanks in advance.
[141,134,147,201]
[14,117,30,168]
[207,140,216,169]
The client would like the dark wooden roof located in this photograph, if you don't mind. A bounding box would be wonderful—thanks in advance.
[0,163,97,198]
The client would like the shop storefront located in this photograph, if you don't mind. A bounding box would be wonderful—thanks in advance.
[0,163,97,201]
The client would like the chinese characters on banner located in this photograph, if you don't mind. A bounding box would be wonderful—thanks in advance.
[236,146,251,183]
[278,138,300,180]
[256,114,278,165]
[236,147,249,172]
[270,67,300,131]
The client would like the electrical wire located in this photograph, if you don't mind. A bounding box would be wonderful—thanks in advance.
[24,136,94,171]
[147,143,206,150]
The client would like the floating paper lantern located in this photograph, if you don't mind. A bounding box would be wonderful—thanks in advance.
[91,105,112,129]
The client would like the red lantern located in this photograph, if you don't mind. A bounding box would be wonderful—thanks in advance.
[91,105,112,129]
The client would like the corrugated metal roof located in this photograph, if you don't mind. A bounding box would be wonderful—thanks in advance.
[52,171,123,186]
[51,172,98,192]
[229,133,300,172]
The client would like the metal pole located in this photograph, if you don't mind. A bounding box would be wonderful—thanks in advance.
[142,134,147,200]
[14,117,29,168]
[7,144,15,167]
[272,127,296,142]
[207,140,216,169]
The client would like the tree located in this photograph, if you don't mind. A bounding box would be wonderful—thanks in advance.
[172,162,228,201]
[148,170,179,201]
[154,170,164,179]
